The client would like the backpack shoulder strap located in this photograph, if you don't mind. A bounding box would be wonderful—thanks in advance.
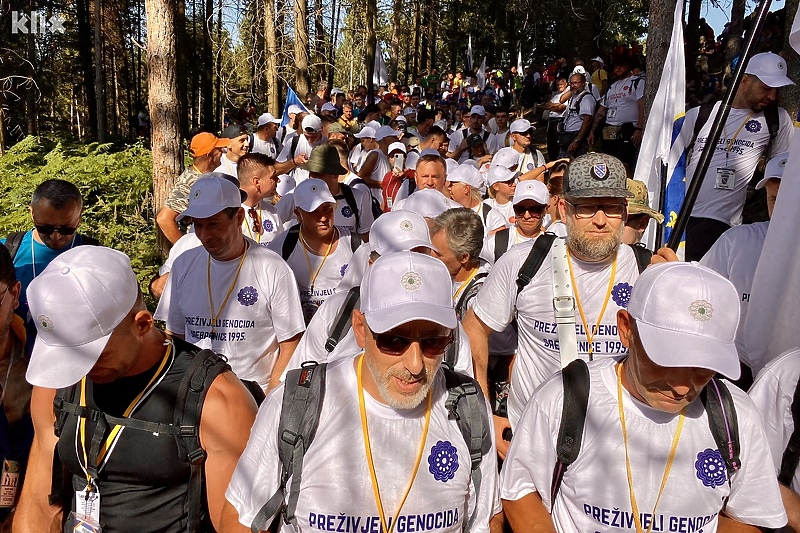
[325,287,361,353]
[290,134,301,160]
[627,243,652,273]
[3,231,27,260]
[49,384,79,506]
[482,131,490,142]
[281,225,301,261]
[455,272,488,320]
[249,133,255,151]
[551,359,590,503]
[338,183,362,231]
[494,228,510,263]
[79,235,101,247]
[481,203,491,222]
[442,368,490,533]
[174,347,231,532]
[700,377,741,480]
[348,229,361,253]
[763,104,780,158]
[516,233,557,296]
[779,375,800,485]
[689,103,716,155]
[250,362,328,533]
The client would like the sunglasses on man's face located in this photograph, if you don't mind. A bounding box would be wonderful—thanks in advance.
[513,204,545,217]
[35,224,78,236]
[370,329,453,357]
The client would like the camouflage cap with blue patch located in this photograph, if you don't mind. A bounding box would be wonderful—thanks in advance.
[563,153,633,199]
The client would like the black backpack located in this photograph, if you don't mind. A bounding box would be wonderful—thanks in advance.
[550,359,740,502]
[248,362,490,533]
[345,179,384,221]
[4,231,101,259]
[280,224,362,261]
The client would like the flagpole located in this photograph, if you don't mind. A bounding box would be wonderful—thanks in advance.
[656,160,667,249]
[667,0,773,250]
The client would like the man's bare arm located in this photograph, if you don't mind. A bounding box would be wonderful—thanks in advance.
[716,513,763,533]
[156,206,184,245]
[268,332,303,391]
[219,500,252,533]
[781,484,800,533]
[502,494,557,533]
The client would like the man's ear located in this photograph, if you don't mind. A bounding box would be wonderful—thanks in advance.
[132,309,155,338]
[617,309,634,349]
[352,309,368,349]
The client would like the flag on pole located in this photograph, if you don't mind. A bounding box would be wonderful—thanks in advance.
[373,41,389,87]
[281,86,310,127]
[467,36,474,72]
[632,0,685,250]
[476,57,487,89]
[742,6,800,375]
[517,46,523,74]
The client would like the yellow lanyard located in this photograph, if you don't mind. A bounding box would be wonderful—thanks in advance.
[207,242,249,333]
[566,249,617,358]
[357,355,431,533]
[616,363,684,533]
[300,229,336,293]
[78,338,174,489]
[452,268,479,302]
[724,111,755,161]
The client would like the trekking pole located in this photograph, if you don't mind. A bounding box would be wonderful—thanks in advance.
[655,159,667,250]
[667,0,773,251]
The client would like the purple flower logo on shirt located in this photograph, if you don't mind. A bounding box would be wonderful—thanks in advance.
[341,205,354,218]
[264,220,274,233]
[745,119,761,134]
[428,440,459,482]
[237,286,259,306]
[340,264,349,277]
[695,448,727,488]
[611,282,633,308]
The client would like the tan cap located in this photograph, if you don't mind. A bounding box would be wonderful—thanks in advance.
[626,179,664,224]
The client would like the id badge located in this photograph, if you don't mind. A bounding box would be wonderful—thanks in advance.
[75,487,101,523]
[69,512,101,533]
[607,107,617,120]
[715,167,735,190]
[0,459,20,508]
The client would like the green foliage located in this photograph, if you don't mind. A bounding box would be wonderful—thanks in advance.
[0,135,160,298]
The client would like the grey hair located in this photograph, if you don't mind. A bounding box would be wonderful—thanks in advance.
[430,208,484,265]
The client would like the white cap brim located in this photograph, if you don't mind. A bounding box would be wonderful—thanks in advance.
[755,175,780,190]
[27,332,113,388]
[364,301,457,333]
[177,204,233,222]
[753,74,795,88]
[373,238,437,256]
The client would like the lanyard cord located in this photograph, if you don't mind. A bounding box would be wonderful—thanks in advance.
[616,362,685,533]
[452,268,479,302]
[299,228,336,293]
[566,249,617,358]
[357,355,431,533]
[31,231,76,278]
[207,241,249,333]
[724,111,755,160]
[78,338,174,489]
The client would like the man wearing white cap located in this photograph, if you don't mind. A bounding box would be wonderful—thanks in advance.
[447,165,489,217]
[353,126,394,204]
[392,154,460,212]
[672,51,794,261]
[589,56,608,96]
[156,175,306,390]
[275,114,327,182]
[700,151,788,387]
[483,166,518,229]
[508,119,547,179]
[501,262,787,533]
[448,105,489,163]
[249,112,282,158]
[221,252,501,533]
[276,104,304,145]
[16,247,258,532]
[481,180,549,266]
[268,178,359,324]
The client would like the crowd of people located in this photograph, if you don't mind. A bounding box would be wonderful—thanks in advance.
[0,46,798,533]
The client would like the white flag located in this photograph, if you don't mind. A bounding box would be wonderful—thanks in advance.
[476,57,487,89]
[632,0,685,249]
[742,6,800,375]
[517,47,523,74]
[467,36,474,72]
[373,41,389,86]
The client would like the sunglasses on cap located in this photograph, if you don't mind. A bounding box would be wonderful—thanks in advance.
[370,329,453,357]
[304,127,320,134]
[513,204,546,217]
[248,207,262,234]
[565,200,626,219]
[35,224,78,236]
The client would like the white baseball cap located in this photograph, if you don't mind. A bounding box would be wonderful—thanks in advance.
[288,104,303,115]
[591,56,604,66]
[486,166,518,186]
[293,178,335,212]
[388,142,406,155]
[513,180,549,205]
[276,175,296,196]
[403,107,417,116]
[257,112,282,128]
[448,165,484,189]
[302,114,323,132]
[26,247,139,388]
[470,105,486,116]
[369,210,437,256]
[405,151,420,170]
[744,52,794,88]
[354,126,377,139]
[376,125,403,141]
[360,251,457,333]
[331,87,345,96]
[434,119,449,131]
[510,118,535,134]
[321,102,338,113]
[176,174,246,222]
[419,148,440,157]
[627,262,741,379]
[366,120,382,130]
[756,151,788,189]
[445,158,459,177]
[572,65,587,76]
[492,147,521,170]
[401,189,456,219]
[395,115,408,124]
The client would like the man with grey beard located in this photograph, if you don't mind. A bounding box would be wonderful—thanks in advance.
[463,153,640,459]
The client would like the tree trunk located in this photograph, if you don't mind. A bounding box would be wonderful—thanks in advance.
[685,0,702,87]
[723,0,746,90]
[215,2,223,130]
[643,0,677,126]
[94,0,106,142]
[294,0,311,98]
[412,0,420,77]
[202,0,214,130]
[389,0,402,81]
[365,0,377,100]
[146,0,183,254]
[779,0,799,120]
[264,0,280,115]
[25,14,36,136]
[313,0,326,82]
[176,0,188,138]
[428,0,437,69]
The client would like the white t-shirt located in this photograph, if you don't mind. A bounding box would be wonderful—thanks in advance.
[338,243,371,291]
[675,103,792,225]
[748,349,800,493]
[214,153,238,177]
[249,135,281,158]
[362,149,391,204]
[472,240,640,427]
[277,134,327,183]
[699,221,768,367]
[562,90,597,133]
[241,200,284,245]
[350,144,367,172]
[483,198,515,228]
[601,75,644,126]
[228,358,501,532]
[501,358,787,532]
[512,149,546,175]
[158,239,306,387]
[449,128,487,162]
[546,89,569,119]
[487,130,512,154]
[275,188,374,235]
[543,218,568,238]
[479,227,538,266]
[158,232,202,276]
[268,227,356,323]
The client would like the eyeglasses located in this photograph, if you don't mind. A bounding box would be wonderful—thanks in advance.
[370,329,453,357]
[248,207,262,234]
[513,204,546,217]
[34,224,78,236]
[566,201,627,219]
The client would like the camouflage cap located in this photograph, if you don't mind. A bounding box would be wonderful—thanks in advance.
[626,179,665,224]
[563,153,633,199]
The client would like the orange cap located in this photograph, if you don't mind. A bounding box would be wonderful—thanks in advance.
[190,132,230,157]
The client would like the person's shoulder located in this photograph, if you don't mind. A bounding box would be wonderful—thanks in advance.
[721,221,769,242]
[250,236,292,264]
[173,243,208,270]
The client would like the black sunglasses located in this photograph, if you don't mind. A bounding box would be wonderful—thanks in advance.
[370,329,453,357]
[35,224,78,236]
[513,204,546,217]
